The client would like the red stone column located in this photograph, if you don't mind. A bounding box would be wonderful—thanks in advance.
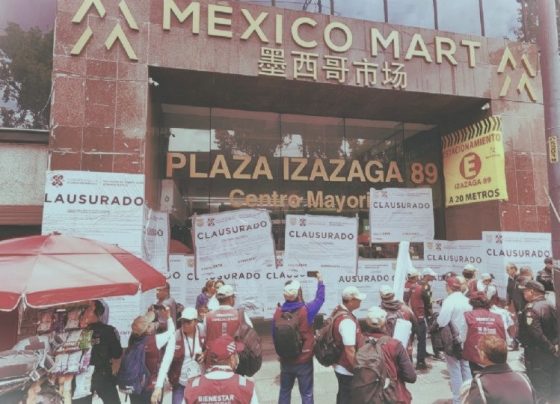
[50,0,150,176]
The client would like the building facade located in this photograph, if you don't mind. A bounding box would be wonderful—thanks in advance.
[48,0,549,253]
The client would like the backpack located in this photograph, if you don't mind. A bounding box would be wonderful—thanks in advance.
[233,308,262,377]
[351,336,399,404]
[385,309,404,337]
[313,310,347,367]
[273,308,303,359]
[116,336,150,395]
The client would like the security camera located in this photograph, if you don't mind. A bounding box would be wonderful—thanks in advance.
[148,77,159,87]
[481,102,490,111]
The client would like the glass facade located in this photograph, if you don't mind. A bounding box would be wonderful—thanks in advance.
[482,0,523,40]
[438,0,482,35]
[238,0,529,42]
[388,0,436,30]
[164,105,442,256]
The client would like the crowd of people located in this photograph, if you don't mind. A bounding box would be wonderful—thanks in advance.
[44,258,558,404]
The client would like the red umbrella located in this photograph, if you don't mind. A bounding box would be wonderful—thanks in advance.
[0,234,167,311]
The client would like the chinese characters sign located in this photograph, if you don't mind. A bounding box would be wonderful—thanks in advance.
[442,116,508,207]
[258,47,407,89]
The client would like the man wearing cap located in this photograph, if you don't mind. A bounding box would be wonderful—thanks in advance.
[409,268,438,369]
[463,264,478,297]
[403,268,420,305]
[437,276,473,404]
[332,286,366,404]
[162,307,205,404]
[185,335,259,404]
[127,307,176,404]
[476,273,499,306]
[356,307,416,403]
[519,279,560,402]
[537,257,555,292]
[273,275,325,404]
[379,285,417,360]
[155,282,177,331]
[74,300,122,404]
[204,284,253,345]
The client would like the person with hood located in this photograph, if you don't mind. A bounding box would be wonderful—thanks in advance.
[272,273,325,404]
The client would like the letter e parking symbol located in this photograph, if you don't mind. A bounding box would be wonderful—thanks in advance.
[459,152,481,180]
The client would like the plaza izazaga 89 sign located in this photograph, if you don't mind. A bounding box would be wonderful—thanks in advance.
[442,116,508,207]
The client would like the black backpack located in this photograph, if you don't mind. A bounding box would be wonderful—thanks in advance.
[273,307,304,359]
[233,308,262,377]
[313,310,347,367]
[351,336,399,404]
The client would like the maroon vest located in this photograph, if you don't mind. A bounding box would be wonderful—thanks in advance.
[185,372,254,404]
[168,329,203,387]
[408,282,425,319]
[273,306,314,364]
[462,309,506,363]
[333,306,363,373]
[144,334,161,390]
[206,308,240,344]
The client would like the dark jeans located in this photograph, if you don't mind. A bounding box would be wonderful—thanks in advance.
[335,372,353,404]
[72,373,120,404]
[416,317,427,364]
[278,361,314,404]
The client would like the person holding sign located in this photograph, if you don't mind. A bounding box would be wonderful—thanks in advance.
[272,272,325,404]
[380,285,417,362]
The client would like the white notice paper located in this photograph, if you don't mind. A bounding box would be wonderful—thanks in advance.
[143,208,170,273]
[284,214,358,275]
[42,170,145,256]
[369,188,434,242]
[193,209,276,277]
[482,231,552,297]
[424,240,483,302]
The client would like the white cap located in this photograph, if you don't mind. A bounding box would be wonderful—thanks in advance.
[366,306,387,326]
[481,273,492,281]
[422,267,437,277]
[408,268,419,278]
[379,285,394,298]
[463,264,477,272]
[216,284,235,298]
[283,280,301,299]
[342,286,366,301]
[179,307,198,321]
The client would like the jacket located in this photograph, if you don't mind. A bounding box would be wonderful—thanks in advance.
[364,331,417,404]
[273,306,314,364]
[462,363,536,404]
[519,296,559,367]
